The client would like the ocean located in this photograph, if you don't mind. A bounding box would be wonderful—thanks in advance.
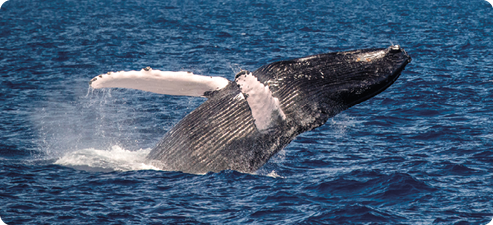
[1,0,492,224]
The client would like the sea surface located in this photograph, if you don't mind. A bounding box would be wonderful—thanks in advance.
[1,0,493,224]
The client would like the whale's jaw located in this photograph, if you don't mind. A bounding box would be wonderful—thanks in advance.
[327,45,411,111]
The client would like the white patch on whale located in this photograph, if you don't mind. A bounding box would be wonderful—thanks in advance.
[354,49,386,61]
[235,72,286,132]
[90,68,229,97]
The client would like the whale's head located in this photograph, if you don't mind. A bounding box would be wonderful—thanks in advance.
[321,45,411,112]
[253,45,411,130]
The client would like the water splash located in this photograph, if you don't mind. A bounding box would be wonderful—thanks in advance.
[54,145,159,172]
[265,170,284,178]
[32,84,170,171]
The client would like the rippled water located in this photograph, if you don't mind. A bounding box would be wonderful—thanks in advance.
[1,0,493,224]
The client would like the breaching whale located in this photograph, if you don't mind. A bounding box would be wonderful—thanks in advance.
[89,45,411,174]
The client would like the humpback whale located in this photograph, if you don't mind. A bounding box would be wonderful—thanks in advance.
[89,45,411,174]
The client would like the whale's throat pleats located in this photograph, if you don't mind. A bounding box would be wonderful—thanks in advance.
[146,83,289,173]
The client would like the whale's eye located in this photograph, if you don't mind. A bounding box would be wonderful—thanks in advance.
[390,45,401,53]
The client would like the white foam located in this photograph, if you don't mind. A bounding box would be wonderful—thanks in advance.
[254,168,284,178]
[265,170,284,178]
[90,69,230,97]
[54,145,159,172]
[0,216,7,225]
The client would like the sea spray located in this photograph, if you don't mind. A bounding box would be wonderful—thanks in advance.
[32,85,169,162]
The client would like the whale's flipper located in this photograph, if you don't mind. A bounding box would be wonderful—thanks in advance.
[235,71,286,133]
[89,68,230,97]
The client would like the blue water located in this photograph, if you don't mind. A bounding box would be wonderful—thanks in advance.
[1,0,493,224]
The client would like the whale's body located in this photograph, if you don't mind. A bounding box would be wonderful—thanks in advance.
[90,46,411,174]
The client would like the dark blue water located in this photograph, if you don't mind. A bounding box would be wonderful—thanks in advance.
[1,0,493,224]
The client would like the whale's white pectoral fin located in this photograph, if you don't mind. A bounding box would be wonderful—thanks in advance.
[89,68,230,97]
[235,71,286,132]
